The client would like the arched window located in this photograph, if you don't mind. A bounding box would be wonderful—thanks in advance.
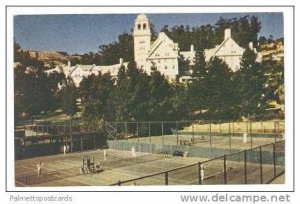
[143,23,147,29]
[137,24,141,30]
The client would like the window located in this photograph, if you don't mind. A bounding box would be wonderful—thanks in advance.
[143,23,147,30]
[165,66,168,70]
[137,24,141,30]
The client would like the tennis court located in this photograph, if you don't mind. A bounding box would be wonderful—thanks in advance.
[123,134,278,150]
[15,140,285,186]
[15,149,205,186]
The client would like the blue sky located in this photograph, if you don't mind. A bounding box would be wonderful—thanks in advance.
[14,13,283,54]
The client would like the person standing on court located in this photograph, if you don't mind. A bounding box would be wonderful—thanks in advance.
[104,149,107,160]
[63,145,67,154]
[131,146,136,157]
[37,161,43,178]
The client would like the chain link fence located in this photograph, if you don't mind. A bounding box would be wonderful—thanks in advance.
[112,140,285,185]
[106,120,284,150]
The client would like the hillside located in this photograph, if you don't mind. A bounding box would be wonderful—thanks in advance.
[259,38,284,61]
[27,50,70,69]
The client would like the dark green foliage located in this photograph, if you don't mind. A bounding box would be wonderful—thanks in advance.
[189,57,237,120]
[161,15,261,51]
[234,48,267,119]
[98,32,134,65]
[79,60,184,123]
[79,72,116,125]
[60,78,78,117]
[14,44,65,123]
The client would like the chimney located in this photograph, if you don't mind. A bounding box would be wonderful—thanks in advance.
[249,42,254,50]
[224,29,231,40]
[190,44,194,52]
[67,61,71,67]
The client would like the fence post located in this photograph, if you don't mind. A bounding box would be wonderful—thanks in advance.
[250,122,253,149]
[125,122,128,138]
[192,122,195,145]
[162,121,164,145]
[165,172,169,185]
[176,121,179,146]
[229,122,231,150]
[70,119,73,152]
[149,121,151,144]
[116,123,118,140]
[224,155,227,184]
[259,146,263,184]
[94,133,96,149]
[198,162,202,185]
[232,121,235,137]
[80,135,83,151]
[244,150,247,184]
[209,123,212,148]
[274,122,277,143]
[273,143,277,177]
[136,122,139,143]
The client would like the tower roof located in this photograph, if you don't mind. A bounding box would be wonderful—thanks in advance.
[135,14,148,22]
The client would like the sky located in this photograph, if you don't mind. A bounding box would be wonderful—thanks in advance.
[14,13,283,55]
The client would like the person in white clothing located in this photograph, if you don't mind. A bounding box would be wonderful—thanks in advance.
[36,161,44,178]
[104,149,107,160]
[63,145,67,154]
[131,146,136,157]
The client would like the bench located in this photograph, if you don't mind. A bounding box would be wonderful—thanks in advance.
[179,140,192,146]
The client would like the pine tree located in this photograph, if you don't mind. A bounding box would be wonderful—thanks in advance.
[235,48,267,119]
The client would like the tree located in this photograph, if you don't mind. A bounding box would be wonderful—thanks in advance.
[262,59,284,118]
[14,45,64,123]
[187,50,208,114]
[98,32,134,65]
[147,71,174,121]
[60,78,78,117]
[234,48,267,119]
[170,83,191,120]
[258,36,267,45]
[202,58,236,120]
[79,72,116,128]
[190,50,206,78]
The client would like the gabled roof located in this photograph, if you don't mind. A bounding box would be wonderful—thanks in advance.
[204,36,244,59]
[148,32,179,59]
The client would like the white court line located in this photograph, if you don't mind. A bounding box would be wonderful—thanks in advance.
[15,180,27,187]
[39,166,106,185]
